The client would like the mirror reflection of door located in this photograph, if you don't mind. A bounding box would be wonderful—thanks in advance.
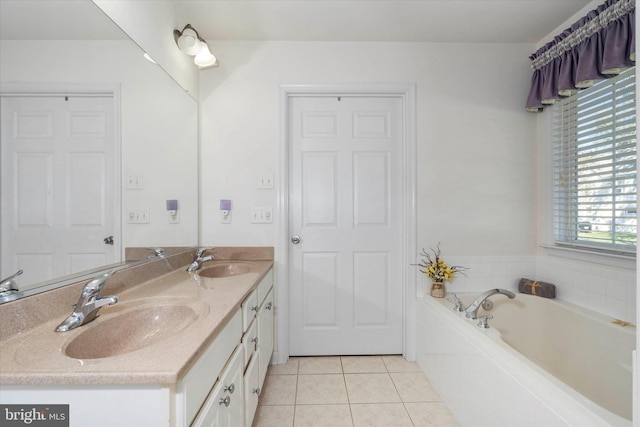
[1,94,119,290]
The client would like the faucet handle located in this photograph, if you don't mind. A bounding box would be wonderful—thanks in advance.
[83,269,116,294]
[196,247,214,259]
[450,293,464,312]
[478,315,493,329]
[0,269,23,292]
[148,248,165,258]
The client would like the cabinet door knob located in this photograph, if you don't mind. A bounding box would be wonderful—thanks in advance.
[266,302,273,310]
[253,387,261,395]
[224,383,235,394]
[251,305,259,312]
[219,396,231,407]
[252,337,259,344]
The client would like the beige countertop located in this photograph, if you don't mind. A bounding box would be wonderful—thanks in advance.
[0,258,273,386]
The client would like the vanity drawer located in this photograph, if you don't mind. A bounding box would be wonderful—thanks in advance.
[241,289,258,332]
[241,318,258,369]
[176,309,242,427]
[256,269,273,306]
[244,349,260,427]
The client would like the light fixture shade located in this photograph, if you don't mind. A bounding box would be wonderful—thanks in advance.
[177,26,202,56]
[194,42,217,67]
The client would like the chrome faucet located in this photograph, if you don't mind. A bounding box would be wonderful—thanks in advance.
[148,248,166,258]
[450,293,464,312]
[187,248,214,272]
[55,270,119,332]
[0,270,22,295]
[464,288,515,319]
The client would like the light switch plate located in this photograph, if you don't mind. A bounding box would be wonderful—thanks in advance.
[257,173,274,189]
[127,208,150,224]
[250,207,273,223]
[126,175,143,190]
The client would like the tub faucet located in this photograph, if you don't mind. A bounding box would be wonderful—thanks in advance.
[464,288,515,319]
[0,270,22,295]
[187,248,214,272]
[55,269,119,332]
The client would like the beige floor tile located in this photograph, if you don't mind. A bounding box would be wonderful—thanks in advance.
[350,403,413,427]
[390,371,442,402]
[298,356,343,374]
[296,374,349,404]
[404,402,460,426]
[260,374,298,405]
[344,373,401,403]
[253,405,295,427]
[268,357,299,375]
[382,355,422,372]
[294,404,353,427]
[341,356,387,373]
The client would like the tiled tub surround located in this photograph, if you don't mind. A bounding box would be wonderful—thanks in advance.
[419,254,636,324]
[417,294,634,427]
[0,246,273,384]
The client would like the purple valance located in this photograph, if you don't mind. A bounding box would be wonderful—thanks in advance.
[526,0,635,112]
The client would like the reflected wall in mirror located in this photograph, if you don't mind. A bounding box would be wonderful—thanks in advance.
[0,0,198,300]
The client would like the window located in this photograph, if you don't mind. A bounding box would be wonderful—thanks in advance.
[552,68,636,255]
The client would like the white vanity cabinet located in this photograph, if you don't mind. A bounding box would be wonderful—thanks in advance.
[240,269,274,426]
[191,345,244,427]
[176,310,242,426]
[181,267,274,427]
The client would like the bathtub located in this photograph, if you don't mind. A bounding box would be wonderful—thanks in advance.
[416,292,635,427]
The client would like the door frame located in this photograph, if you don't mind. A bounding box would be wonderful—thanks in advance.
[276,83,417,363]
[0,82,122,279]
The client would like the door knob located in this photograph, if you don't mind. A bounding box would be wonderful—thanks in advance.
[103,235,114,245]
[291,235,301,244]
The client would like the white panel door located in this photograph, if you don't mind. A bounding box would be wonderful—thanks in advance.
[289,96,403,355]
[1,96,117,288]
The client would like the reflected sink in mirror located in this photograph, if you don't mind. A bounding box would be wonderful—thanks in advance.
[198,262,256,278]
[64,302,207,359]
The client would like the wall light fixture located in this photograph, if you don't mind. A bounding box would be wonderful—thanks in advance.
[174,24,217,68]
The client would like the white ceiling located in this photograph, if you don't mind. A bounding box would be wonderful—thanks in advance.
[0,0,594,44]
[175,0,595,44]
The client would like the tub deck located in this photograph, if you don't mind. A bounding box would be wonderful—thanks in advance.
[417,292,634,427]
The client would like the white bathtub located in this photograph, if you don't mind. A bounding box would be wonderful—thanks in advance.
[416,292,635,427]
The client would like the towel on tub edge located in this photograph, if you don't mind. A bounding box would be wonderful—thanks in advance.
[518,278,556,299]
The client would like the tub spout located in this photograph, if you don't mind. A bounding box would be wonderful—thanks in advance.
[464,288,515,319]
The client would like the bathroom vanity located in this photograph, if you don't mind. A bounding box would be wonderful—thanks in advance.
[0,248,274,427]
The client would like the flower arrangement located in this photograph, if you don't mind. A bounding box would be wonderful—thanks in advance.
[417,243,468,283]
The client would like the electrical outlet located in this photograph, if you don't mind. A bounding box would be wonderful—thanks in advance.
[127,208,150,224]
[250,207,273,223]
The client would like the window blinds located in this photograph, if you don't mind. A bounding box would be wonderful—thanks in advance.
[552,68,637,254]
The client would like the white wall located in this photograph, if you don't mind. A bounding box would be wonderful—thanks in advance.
[199,41,537,257]
[92,0,199,99]
[0,40,199,251]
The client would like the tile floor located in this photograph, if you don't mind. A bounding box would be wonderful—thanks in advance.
[253,355,459,427]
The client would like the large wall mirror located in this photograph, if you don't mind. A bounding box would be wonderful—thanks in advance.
[0,0,199,301]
